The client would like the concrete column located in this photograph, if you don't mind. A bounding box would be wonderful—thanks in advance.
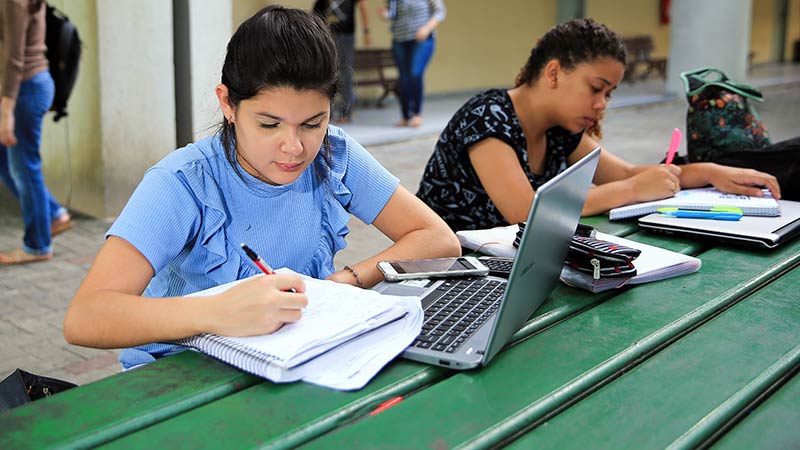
[174,0,232,147]
[667,0,753,96]
[96,0,176,215]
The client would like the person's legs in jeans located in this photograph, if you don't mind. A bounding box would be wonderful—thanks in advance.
[1,143,69,223]
[334,33,356,121]
[0,144,20,196]
[6,71,56,256]
[407,36,434,126]
[392,40,415,123]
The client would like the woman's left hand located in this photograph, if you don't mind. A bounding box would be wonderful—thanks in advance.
[704,163,782,199]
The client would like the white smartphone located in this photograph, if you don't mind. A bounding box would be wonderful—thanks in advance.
[377,256,489,281]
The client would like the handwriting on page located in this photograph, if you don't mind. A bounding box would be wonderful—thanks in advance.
[230,272,398,361]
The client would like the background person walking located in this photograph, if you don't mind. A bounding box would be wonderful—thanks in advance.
[383,0,445,128]
[313,0,371,123]
[0,0,72,265]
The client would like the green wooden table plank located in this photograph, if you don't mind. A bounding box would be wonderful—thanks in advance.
[504,266,800,450]
[86,225,675,448]
[297,240,800,449]
[0,351,259,449]
[96,278,629,449]
[711,370,800,450]
[90,271,638,449]
[99,361,448,450]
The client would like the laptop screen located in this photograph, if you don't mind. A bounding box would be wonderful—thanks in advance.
[482,148,600,365]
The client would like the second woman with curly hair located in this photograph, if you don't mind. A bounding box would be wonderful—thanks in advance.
[416,18,780,232]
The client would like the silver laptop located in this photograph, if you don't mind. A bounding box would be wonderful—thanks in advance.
[374,148,600,369]
[638,199,800,250]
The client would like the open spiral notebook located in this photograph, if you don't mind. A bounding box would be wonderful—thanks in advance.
[170,269,423,391]
[609,187,780,220]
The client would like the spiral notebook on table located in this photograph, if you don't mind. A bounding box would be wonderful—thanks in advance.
[609,187,780,220]
[171,269,423,391]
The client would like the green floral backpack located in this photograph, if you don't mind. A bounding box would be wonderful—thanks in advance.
[680,67,771,162]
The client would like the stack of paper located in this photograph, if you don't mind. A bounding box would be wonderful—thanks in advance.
[458,225,701,293]
[609,187,780,220]
[456,224,518,258]
[172,269,422,391]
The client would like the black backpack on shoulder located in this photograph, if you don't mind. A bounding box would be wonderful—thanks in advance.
[45,5,82,122]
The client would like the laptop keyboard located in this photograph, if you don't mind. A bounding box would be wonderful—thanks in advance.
[480,257,514,278]
[412,277,505,353]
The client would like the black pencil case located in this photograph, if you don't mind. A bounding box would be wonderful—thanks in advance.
[565,234,641,279]
[514,222,640,279]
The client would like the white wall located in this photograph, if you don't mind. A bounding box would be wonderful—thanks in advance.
[96,0,176,212]
[188,0,232,141]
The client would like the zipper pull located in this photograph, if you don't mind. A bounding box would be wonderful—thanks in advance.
[591,258,600,279]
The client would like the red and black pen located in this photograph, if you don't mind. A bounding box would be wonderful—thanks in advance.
[240,243,275,275]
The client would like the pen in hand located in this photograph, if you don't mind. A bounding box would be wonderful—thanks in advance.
[241,243,299,293]
[241,243,275,275]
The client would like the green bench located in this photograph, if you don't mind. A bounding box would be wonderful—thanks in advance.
[2,217,799,449]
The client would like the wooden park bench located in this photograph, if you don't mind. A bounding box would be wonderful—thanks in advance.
[622,35,667,83]
[353,48,398,107]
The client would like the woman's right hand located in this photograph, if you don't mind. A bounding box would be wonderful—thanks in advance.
[200,274,308,337]
[628,164,682,202]
[0,110,16,147]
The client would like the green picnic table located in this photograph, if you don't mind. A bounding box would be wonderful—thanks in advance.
[2,216,799,449]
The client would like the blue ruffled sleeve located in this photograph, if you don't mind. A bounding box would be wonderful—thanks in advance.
[107,166,203,275]
[328,126,399,223]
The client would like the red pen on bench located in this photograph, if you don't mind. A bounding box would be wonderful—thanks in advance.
[240,243,275,275]
[369,396,404,416]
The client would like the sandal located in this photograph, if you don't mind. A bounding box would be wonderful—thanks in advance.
[51,213,75,237]
[410,115,423,128]
[0,248,53,265]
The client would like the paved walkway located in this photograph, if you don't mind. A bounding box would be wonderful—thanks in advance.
[1,64,798,386]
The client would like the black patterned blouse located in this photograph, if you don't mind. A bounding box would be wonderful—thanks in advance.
[416,89,582,231]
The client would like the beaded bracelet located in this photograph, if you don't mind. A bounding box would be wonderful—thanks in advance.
[343,265,364,288]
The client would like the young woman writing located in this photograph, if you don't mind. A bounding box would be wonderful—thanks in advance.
[64,6,460,369]
[416,18,780,231]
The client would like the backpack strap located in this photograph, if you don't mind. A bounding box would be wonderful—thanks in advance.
[680,66,764,101]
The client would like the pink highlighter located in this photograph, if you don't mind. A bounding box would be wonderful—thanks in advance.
[665,128,682,164]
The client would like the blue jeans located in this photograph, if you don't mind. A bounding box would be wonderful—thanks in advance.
[392,36,435,120]
[0,71,58,254]
[0,152,66,225]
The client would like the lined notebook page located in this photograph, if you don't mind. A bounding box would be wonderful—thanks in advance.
[180,270,404,368]
[609,187,780,220]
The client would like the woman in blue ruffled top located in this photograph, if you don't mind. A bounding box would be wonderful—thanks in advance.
[63,5,460,369]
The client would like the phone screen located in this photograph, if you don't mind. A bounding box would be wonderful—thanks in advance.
[390,257,475,274]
